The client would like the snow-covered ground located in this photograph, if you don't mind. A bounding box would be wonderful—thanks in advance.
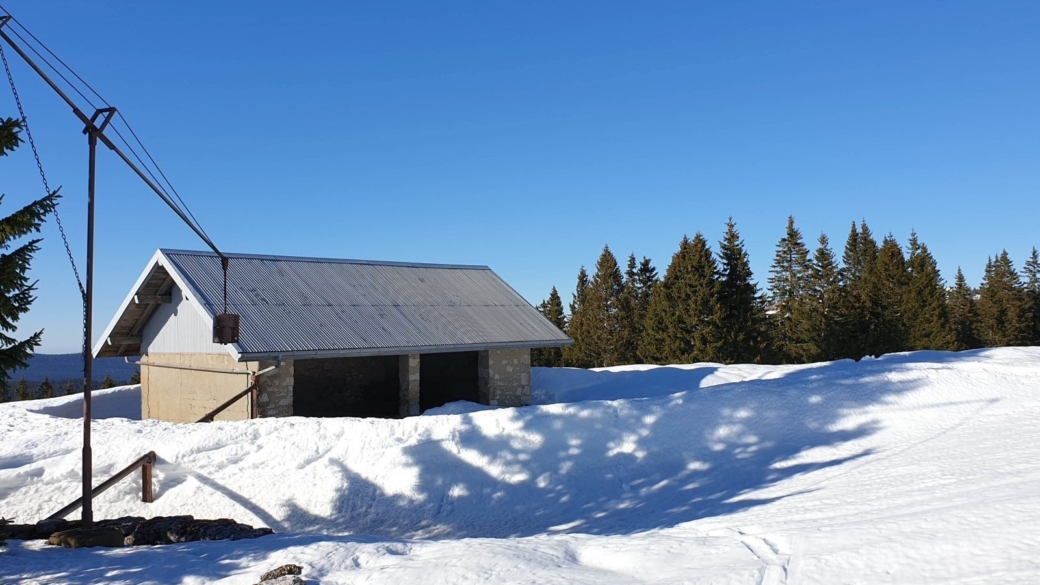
[2,348,1039,584]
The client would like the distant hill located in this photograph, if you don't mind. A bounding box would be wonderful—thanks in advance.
[17,353,139,384]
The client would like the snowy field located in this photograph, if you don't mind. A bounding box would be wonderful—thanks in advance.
[2,348,1040,584]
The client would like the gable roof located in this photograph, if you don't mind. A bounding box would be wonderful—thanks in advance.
[93,249,571,361]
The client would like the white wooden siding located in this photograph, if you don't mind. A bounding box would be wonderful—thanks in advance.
[141,285,224,354]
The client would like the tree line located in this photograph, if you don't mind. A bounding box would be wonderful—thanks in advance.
[533,217,1040,368]
[0,372,140,403]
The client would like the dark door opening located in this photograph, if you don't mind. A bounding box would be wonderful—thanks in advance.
[293,356,399,418]
[420,351,479,412]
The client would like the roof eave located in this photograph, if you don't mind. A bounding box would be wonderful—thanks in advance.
[235,338,573,362]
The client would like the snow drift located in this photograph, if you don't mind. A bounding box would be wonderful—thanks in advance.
[2,348,1039,584]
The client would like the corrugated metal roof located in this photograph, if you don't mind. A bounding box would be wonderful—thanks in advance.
[95,249,571,360]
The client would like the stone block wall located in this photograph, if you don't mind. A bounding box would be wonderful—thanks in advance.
[399,354,420,417]
[478,348,532,407]
[257,359,294,417]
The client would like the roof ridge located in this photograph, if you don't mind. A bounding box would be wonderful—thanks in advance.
[158,248,491,270]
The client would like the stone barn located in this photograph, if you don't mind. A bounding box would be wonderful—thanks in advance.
[93,249,572,422]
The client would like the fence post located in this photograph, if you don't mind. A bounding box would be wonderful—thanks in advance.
[142,458,153,503]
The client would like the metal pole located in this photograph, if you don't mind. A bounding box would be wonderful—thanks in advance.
[82,127,96,529]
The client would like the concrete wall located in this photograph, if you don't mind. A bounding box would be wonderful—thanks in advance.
[478,348,532,407]
[141,353,258,423]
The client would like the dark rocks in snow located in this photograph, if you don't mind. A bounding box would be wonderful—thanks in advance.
[48,526,125,548]
[257,564,304,584]
[128,516,274,545]
[5,515,272,547]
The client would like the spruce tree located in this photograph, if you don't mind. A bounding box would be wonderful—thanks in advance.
[14,376,29,401]
[948,267,979,350]
[1023,247,1040,344]
[37,377,54,399]
[617,253,641,365]
[903,232,954,350]
[716,218,765,364]
[639,234,722,364]
[863,234,909,356]
[976,251,1032,347]
[532,287,567,367]
[581,245,628,367]
[129,370,142,385]
[836,221,879,360]
[63,379,75,396]
[0,117,61,397]
[100,374,116,389]
[562,266,594,367]
[767,216,814,363]
[807,233,843,362]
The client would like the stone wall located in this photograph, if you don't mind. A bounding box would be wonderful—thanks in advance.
[477,348,532,407]
[399,354,420,417]
[257,359,294,418]
[140,353,257,423]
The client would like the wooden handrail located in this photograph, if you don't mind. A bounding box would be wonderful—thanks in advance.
[196,382,259,423]
[47,451,157,520]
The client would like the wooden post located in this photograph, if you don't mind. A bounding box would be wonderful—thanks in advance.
[141,459,153,503]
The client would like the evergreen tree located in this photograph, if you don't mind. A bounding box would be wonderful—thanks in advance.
[616,253,641,365]
[767,216,814,363]
[129,370,141,385]
[532,287,567,367]
[639,234,723,364]
[37,377,54,399]
[716,218,765,364]
[1023,247,1040,344]
[0,117,61,397]
[862,234,909,356]
[836,221,879,360]
[100,374,116,389]
[948,267,979,350]
[14,376,29,401]
[580,245,628,367]
[63,379,75,396]
[562,266,594,367]
[976,251,1032,347]
[806,233,843,362]
[635,257,658,315]
[902,232,954,350]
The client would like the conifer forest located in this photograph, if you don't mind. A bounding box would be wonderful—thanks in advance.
[534,217,1040,368]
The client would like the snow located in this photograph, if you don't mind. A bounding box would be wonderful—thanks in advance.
[2,348,1040,583]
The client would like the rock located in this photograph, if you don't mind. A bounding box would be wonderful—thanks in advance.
[259,576,304,585]
[128,516,273,546]
[48,527,125,548]
[260,564,303,581]
[97,516,146,537]
[6,519,75,541]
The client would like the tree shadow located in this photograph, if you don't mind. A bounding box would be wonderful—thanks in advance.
[279,352,982,539]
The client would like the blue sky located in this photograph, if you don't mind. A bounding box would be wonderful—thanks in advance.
[1,1,1038,353]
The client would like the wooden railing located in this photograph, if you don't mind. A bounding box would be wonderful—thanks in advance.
[196,382,259,423]
[47,451,156,520]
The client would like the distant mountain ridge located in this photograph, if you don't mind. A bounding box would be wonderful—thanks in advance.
[19,353,139,383]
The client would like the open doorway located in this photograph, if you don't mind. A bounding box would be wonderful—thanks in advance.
[293,356,399,418]
[420,351,479,411]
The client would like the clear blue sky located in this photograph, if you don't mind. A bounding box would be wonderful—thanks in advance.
[1,1,1037,353]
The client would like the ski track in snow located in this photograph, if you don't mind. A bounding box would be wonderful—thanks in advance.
[1,348,1039,583]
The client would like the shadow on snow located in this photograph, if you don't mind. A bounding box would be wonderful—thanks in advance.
[278,351,981,539]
